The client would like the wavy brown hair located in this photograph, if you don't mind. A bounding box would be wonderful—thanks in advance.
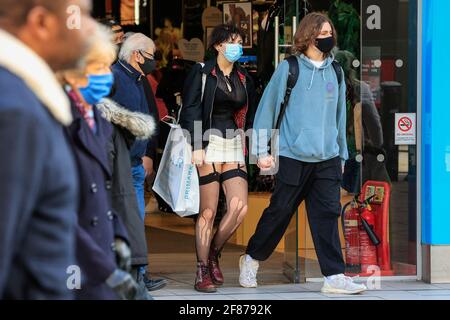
[292,12,337,57]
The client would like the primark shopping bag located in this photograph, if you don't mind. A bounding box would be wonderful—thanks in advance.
[153,118,199,217]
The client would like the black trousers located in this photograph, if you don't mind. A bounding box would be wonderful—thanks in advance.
[246,156,345,277]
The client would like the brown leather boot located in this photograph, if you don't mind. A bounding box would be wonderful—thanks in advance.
[194,262,217,293]
[208,247,224,286]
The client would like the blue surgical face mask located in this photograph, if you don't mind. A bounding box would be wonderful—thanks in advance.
[223,43,243,63]
[79,73,114,105]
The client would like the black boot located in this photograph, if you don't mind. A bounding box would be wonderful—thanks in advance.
[143,273,168,292]
[131,267,154,300]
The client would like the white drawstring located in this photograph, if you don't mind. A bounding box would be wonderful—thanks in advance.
[308,66,316,90]
[308,64,328,90]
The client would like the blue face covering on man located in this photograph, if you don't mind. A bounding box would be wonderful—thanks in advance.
[79,73,114,105]
[223,43,243,63]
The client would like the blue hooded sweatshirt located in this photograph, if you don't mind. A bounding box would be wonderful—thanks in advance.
[252,54,348,163]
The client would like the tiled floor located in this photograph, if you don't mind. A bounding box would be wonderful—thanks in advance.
[149,279,450,300]
[152,280,450,300]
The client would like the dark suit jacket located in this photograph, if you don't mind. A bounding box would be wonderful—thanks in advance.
[0,67,78,300]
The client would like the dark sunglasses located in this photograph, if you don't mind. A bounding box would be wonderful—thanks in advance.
[139,50,155,60]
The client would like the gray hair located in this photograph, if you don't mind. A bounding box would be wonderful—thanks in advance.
[118,33,155,62]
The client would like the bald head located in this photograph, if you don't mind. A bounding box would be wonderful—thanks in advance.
[0,0,96,71]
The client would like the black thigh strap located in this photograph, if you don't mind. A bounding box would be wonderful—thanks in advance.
[198,163,221,186]
[221,164,248,183]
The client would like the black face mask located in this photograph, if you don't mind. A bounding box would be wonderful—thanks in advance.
[315,36,334,54]
[138,55,157,75]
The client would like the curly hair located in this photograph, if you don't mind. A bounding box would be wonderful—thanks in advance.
[208,24,246,54]
[292,12,337,57]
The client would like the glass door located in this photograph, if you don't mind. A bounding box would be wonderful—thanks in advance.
[274,0,300,68]
[278,0,302,283]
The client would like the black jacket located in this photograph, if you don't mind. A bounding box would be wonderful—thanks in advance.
[97,98,156,266]
[180,58,257,150]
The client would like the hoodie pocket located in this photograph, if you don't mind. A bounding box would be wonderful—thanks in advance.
[323,127,339,157]
[290,128,322,158]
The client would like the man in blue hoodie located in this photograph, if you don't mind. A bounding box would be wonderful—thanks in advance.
[239,13,367,294]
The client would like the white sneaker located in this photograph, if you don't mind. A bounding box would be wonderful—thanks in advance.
[239,255,259,288]
[321,274,367,295]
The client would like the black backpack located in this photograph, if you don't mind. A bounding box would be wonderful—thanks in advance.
[274,55,343,132]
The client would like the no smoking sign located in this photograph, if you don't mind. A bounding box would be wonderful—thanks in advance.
[398,116,413,132]
[395,113,416,145]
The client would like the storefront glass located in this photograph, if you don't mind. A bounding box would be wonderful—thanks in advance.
[93,0,420,283]
[284,0,419,280]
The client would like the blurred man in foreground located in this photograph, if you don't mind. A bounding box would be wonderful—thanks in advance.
[0,0,95,299]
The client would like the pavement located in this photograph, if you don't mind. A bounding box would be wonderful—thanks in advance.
[147,227,449,301]
[151,277,450,300]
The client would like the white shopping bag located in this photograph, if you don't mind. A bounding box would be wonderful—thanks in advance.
[153,118,199,217]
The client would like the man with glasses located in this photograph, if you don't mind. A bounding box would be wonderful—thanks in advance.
[110,33,166,293]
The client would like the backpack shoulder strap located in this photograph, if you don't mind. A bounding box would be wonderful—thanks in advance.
[275,55,300,130]
[286,55,300,91]
[332,60,343,87]
[198,62,207,102]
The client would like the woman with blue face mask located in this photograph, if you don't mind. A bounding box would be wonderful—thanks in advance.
[179,24,257,293]
[60,25,155,300]
[62,57,114,134]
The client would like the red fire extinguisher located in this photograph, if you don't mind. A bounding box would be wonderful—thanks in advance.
[359,202,380,273]
[343,195,381,275]
[342,198,361,273]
